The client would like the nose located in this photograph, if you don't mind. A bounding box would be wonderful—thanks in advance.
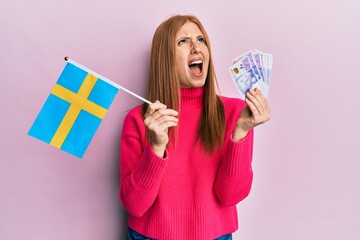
[191,41,201,54]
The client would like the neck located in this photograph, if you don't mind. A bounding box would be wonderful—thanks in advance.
[180,87,204,109]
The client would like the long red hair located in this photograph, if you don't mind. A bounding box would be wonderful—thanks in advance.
[142,15,225,152]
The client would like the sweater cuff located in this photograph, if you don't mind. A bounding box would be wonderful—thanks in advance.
[132,143,168,190]
[221,130,254,176]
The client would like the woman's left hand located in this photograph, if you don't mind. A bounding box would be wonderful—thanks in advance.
[233,88,271,141]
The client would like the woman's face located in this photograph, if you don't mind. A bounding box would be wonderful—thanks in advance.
[175,22,210,88]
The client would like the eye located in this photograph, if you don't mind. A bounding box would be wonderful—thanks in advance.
[178,39,188,45]
[198,37,206,44]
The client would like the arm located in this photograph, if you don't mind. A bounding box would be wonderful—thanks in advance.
[213,130,254,207]
[119,102,178,217]
[214,88,270,206]
[119,113,167,217]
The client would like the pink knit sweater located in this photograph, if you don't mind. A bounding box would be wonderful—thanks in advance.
[120,87,254,240]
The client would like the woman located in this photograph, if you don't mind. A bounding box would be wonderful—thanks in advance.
[120,15,270,240]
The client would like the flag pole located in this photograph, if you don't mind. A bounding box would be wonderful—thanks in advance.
[64,56,152,105]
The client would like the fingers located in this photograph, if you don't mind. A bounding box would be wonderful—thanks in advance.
[144,100,166,119]
[245,89,262,117]
[145,112,179,131]
[144,101,178,127]
[144,101,179,146]
[245,88,271,123]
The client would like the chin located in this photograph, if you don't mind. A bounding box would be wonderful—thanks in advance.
[185,80,206,88]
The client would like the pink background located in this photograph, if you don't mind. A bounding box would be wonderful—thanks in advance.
[1,0,359,239]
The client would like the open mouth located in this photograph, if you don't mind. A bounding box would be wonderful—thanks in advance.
[188,60,203,75]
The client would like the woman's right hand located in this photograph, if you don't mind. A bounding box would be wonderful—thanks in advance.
[144,101,179,157]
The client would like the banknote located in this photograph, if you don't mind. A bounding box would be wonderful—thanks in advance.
[230,49,273,99]
[229,55,264,99]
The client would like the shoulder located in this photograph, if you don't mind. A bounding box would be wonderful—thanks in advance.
[125,104,143,118]
[123,104,144,127]
[217,96,247,137]
[219,95,246,112]
[219,95,246,128]
[121,104,146,140]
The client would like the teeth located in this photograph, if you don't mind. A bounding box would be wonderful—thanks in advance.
[189,60,203,66]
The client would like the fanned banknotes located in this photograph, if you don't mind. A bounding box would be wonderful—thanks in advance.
[229,50,273,99]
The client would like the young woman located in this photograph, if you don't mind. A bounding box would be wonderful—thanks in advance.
[120,15,270,240]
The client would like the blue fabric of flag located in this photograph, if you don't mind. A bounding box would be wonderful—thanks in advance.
[28,94,70,143]
[61,110,102,158]
[57,62,87,93]
[88,79,119,109]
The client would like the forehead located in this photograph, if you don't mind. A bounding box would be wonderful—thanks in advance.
[176,22,203,38]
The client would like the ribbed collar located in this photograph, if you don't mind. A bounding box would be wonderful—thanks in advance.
[180,87,204,109]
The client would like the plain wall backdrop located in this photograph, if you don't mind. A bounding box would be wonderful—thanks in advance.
[1,0,359,239]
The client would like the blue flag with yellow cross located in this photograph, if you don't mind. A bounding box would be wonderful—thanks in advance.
[28,58,150,159]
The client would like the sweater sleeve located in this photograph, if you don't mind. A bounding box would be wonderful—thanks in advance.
[119,109,168,217]
[213,129,254,207]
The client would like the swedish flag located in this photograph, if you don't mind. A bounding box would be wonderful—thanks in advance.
[28,60,119,158]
